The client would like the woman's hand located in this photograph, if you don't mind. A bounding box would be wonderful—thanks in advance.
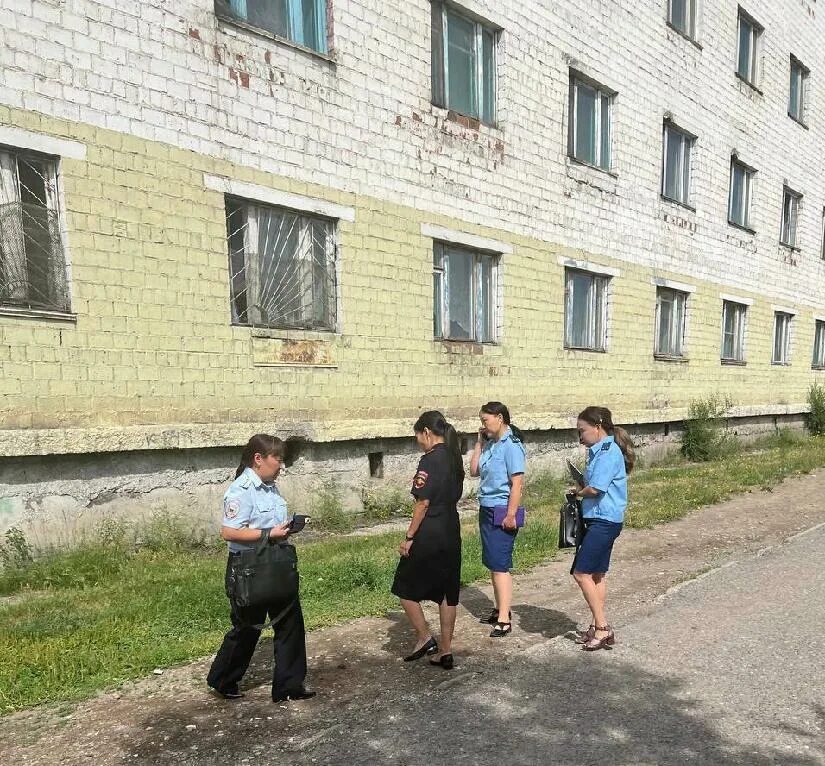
[502,513,517,531]
[567,485,580,496]
[477,427,487,444]
[268,522,292,540]
[399,540,413,557]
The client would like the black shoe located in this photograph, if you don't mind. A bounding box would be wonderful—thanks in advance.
[479,609,511,625]
[429,653,454,670]
[272,687,316,702]
[209,685,244,700]
[403,636,438,661]
[490,621,512,638]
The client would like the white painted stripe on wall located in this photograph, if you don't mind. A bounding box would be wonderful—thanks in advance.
[0,125,86,159]
[557,255,621,277]
[720,293,754,306]
[420,223,513,254]
[203,174,356,222]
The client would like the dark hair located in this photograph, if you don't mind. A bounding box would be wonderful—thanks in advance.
[413,410,465,483]
[577,406,636,474]
[235,434,285,479]
[480,401,525,443]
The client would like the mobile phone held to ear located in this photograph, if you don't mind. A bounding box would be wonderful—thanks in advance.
[288,514,310,533]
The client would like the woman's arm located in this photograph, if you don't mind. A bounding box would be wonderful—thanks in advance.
[221,523,290,542]
[502,474,524,530]
[568,485,601,500]
[399,498,430,557]
[470,430,484,477]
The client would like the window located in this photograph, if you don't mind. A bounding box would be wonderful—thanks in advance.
[736,10,762,86]
[668,0,696,38]
[655,288,687,357]
[813,321,825,368]
[780,187,802,248]
[789,57,808,123]
[433,242,496,342]
[215,0,327,53]
[565,269,608,351]
[728,159,754,229]
[721,300,747,362]
[661,123,693,205]
[821,208,825,260]
[569,76,612,171]
[772,312,792,365]
[0,148,69,313]
[431,2,496,125]
[224,196,336,330]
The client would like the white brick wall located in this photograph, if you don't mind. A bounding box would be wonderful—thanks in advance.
[0,0,823,308]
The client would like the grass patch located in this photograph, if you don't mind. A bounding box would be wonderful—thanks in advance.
[2,431,824,714]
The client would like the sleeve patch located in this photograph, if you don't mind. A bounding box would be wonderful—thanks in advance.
[224,499,241,519]
[413,470,429,489]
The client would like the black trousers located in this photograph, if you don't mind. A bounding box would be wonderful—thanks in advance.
[207,559,308,697]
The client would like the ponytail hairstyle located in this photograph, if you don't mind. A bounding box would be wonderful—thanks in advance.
[577,406,636,474]
[235,434,285,479]
[480,401,525,444]
[413,410,465,483]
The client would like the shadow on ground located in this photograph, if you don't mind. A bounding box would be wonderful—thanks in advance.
[126,644,817,766]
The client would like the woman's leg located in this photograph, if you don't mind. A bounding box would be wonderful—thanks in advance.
[436,600,457,657]
[491,571,513,623]
[572,571,608,635]
[400,598,432,648]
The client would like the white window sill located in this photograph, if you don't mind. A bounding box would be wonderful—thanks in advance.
[653,353,689,363]
[0,306,77,323]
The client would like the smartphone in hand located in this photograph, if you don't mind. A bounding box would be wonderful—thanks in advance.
[288,514,310,533]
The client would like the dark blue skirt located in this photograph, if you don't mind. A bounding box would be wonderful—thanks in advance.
[479,506,518,573]
[571,518,623,574]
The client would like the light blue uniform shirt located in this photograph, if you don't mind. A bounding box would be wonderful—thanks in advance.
[581,435,627,523]
[478,428,527,507]
[222,467,289,553]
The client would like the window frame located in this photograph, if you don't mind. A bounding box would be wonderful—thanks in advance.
[736,8,762,88]
[772,311,793,365]
[728,158,755,231]
[667,0,697,40]
[432,241,499,343]
[788,56,809,125]
[0,146,72,316]
[780,186,802,249]
[214,0,329,55]
[654,287,688,359]
[813,320,825,369]
[720,300,747,363]
[431,1,498,126]
[564,267,610,352]
[568,74,614,172]
[661,121,694,206]
[224,194,338,332]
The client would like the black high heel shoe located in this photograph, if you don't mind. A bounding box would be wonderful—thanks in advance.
[489,621,512,638]
[429,653,454,670]
[479,609,511,625]
[403,636,438,661]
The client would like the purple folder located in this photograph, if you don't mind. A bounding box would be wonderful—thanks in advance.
[492,505,526,528]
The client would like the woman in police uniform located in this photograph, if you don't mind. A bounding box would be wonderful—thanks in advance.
[206,434,315,702]
[391,411,464,670]
[470,401,526,638]
[568,407,635,651]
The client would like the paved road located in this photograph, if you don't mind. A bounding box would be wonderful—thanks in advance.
[292,525,825,765]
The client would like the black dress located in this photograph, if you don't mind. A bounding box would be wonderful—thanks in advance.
[391,443,464,606]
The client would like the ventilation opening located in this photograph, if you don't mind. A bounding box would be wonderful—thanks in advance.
[368,451,384,479]
[663,423,670,437]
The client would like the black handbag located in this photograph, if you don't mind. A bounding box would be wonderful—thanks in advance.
[226,533,299,609]
[558,493,582,549]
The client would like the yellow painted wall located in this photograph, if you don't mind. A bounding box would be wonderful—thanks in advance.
[0,106,821,456]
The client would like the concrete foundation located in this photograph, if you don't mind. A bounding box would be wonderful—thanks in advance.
[0,413,806,550]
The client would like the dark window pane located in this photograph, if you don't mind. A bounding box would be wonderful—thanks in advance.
[737,19,752,79]
[247,0,289,38]
[569,272,593,347]
[574,83,597,165]
[481,29,495,124]
[446,11,477,118]
[445,247,473,339]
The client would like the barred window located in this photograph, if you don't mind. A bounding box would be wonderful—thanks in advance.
[0,149,69,313]
[433,242,497,342]
[225,196,337,330]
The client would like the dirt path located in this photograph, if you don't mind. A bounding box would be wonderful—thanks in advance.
[3,471,824,765]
